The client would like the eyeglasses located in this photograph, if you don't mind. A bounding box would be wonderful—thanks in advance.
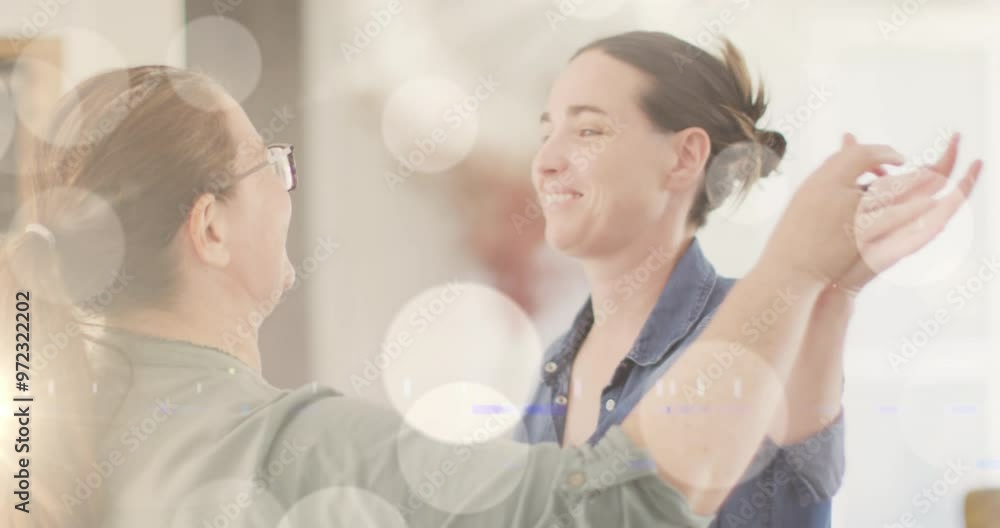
[230,143,298,192]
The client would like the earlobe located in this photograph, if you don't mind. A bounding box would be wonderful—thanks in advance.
[187,193,231,268]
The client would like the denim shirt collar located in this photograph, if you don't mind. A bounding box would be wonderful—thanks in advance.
[541,237,718,383]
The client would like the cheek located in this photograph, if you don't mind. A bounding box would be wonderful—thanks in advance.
[237,193,292,293]
[587,159,661,217]
[264,193,292,260]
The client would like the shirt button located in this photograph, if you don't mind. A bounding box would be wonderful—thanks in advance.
[544,361,558,373]
[554,395,568,405]
[566,471,586,489]
[605,399,616,412]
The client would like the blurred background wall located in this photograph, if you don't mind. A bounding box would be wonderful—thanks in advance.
[1,1,998,525]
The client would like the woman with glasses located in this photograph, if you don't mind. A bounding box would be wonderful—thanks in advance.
[1,65,979,527]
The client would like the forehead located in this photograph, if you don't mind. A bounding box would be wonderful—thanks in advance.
[225,102,262,147]
[546,50,650,119]
[223,99,267,169]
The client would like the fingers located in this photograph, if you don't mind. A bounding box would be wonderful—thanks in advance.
[911,159,983,231]
[835,143,905,184]
[841,133,857,149]
[928,133,960,177]
[860,169,948,212]
[860,133,959,199]
[861,160,982,271]
[841,133,901,180]
[856,195,936,244]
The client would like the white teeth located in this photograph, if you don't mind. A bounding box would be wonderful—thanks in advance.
[541,192,581,206]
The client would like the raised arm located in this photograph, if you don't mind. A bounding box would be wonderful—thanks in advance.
[775,133,968,446]
[622,135,981,517]
[268,136,979,528]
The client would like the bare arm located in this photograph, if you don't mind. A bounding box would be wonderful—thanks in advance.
[770,286,851,444]
[622,136,980,517]
[772,133,968,445]
[623,263,825,516]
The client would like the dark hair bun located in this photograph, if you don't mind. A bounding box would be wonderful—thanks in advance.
[755,129,786,177]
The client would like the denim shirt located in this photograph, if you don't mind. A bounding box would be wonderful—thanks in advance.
[516,238,845,528]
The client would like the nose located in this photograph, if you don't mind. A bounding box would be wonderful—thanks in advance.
[532,137,570,192]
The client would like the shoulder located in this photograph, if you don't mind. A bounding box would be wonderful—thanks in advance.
[267,384,402,445]
[260,384,409,494]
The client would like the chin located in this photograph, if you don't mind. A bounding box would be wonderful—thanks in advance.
[282,268,297,291]
[544,224,588,257]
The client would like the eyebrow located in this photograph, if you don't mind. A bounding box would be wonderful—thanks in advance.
[539,104,609,124]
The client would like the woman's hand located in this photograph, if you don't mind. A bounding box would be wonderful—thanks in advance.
[759,133,981,292]
[832,133,982,296]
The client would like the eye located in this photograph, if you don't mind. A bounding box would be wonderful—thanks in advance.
[579,128,603,137]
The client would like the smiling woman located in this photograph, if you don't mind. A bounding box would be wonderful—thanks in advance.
[534,32,785,257]
[520,30,825,528]
[0,30,982,527]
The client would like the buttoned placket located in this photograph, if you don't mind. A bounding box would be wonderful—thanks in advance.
[588,356,636,444]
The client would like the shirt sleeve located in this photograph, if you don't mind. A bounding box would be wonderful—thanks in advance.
[767,410,846,505]
[688,306,847,505]
[266,393,715,528]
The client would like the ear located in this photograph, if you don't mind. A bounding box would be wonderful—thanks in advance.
[663,127,712,191]
[185,193,231,268]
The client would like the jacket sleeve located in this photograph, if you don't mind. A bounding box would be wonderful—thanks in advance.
[267,392,715,527]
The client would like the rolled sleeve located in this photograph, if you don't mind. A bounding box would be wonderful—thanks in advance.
[766,411,846,505]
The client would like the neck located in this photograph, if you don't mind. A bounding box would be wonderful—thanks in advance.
[581,229,695,342]
[108,299,263,374]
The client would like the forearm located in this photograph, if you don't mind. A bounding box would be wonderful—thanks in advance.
[622,263,824,517]
[770,287,851,444]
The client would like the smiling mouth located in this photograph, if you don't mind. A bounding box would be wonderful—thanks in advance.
[539,191,583,207]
